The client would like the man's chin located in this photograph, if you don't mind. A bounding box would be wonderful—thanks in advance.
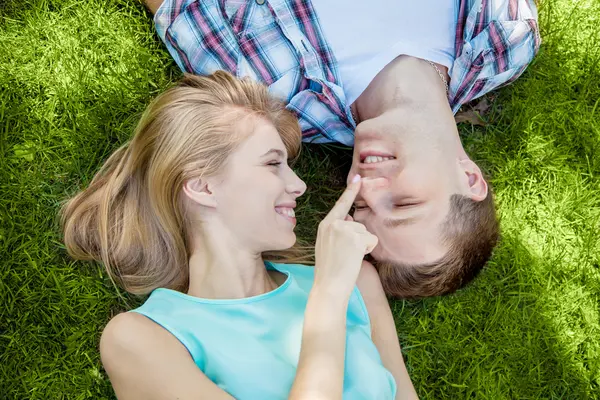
[368,243,385,262]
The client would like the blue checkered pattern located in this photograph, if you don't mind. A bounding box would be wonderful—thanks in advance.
[154,0,540,145]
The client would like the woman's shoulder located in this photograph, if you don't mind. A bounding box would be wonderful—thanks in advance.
[272,261,382,294]
[270,262,313,274]
[100,313,157,374]
[269,262,315,286]
[100,311,192,374]
[100,312,171,362]
[355,260,384,298]
[99,312,219,398]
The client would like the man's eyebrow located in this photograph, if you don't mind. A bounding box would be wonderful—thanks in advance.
[261,148,286,157]
[384,216,419,228]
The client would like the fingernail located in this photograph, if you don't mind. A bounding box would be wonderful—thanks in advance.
[352,174,361,183]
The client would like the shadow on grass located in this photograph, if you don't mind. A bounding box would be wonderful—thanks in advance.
[392,234,597,399]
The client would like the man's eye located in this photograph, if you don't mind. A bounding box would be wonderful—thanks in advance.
[354,204,369,210]
[394,202,419,208]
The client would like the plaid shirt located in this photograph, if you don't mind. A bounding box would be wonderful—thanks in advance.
[154,0,540,146]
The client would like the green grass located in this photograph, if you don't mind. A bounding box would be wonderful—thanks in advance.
[1,0,599,398]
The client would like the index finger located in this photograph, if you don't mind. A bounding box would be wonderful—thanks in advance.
[326,175,362,221]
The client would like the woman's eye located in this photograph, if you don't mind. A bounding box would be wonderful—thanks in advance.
[267,161,282,166]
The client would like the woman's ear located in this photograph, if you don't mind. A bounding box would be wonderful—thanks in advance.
[183,177,218,208]
[458,159,488,202]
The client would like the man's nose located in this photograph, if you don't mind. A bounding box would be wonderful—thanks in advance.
[359,177,389,210]
[361,177,389,191]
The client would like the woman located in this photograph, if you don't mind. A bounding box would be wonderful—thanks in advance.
[61,71,418,399]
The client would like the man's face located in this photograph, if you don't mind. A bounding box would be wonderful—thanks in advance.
[348,106,470,264]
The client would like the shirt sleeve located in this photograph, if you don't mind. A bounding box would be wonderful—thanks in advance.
[448,0,541,113]
[153,0,240,75]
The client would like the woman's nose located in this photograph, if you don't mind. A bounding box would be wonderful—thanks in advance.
[287,173,307,198]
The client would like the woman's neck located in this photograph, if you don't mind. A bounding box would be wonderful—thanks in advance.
[185,226,281,300]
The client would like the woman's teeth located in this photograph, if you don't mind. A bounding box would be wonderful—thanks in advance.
[363,156,394,164]
[276,207,295,218]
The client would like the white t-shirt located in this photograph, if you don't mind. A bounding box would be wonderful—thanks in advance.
[312,0,459,104]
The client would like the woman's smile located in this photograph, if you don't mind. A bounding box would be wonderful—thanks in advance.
[275,205,297,226]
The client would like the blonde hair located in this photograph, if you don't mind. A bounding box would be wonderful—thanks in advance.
[61,72,308,296]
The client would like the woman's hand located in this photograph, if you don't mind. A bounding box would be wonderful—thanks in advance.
[289,176,378,400]
[314,175,378,297]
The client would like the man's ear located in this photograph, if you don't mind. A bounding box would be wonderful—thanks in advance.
[182,177,217,208]
[458,159,488,202]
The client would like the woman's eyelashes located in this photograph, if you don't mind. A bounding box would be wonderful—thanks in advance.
[267,160,283,167]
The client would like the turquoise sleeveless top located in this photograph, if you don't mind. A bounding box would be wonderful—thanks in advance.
[132,262,397,399]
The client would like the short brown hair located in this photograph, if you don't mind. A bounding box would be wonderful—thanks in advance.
[375,192,499,299]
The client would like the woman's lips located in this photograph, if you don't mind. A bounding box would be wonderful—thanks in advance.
[275,206,296,225]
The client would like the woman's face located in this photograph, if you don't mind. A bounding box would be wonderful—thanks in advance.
[211,119,306,252]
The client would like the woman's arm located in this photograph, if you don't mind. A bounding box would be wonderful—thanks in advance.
[356,261,419,400]
[290,177,377,400]
[288,286,349,400]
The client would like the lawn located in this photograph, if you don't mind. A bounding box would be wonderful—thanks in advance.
[1,0,599,399]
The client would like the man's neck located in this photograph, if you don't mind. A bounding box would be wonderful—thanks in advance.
[352,55,450,122]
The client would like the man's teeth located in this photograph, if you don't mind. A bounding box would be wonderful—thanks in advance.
[363,155,394,164]
[276,208,295,218]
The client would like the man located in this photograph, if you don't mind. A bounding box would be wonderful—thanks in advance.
[145,0,540,298]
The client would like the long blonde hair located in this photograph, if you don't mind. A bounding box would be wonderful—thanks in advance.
[61,71,308,296]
